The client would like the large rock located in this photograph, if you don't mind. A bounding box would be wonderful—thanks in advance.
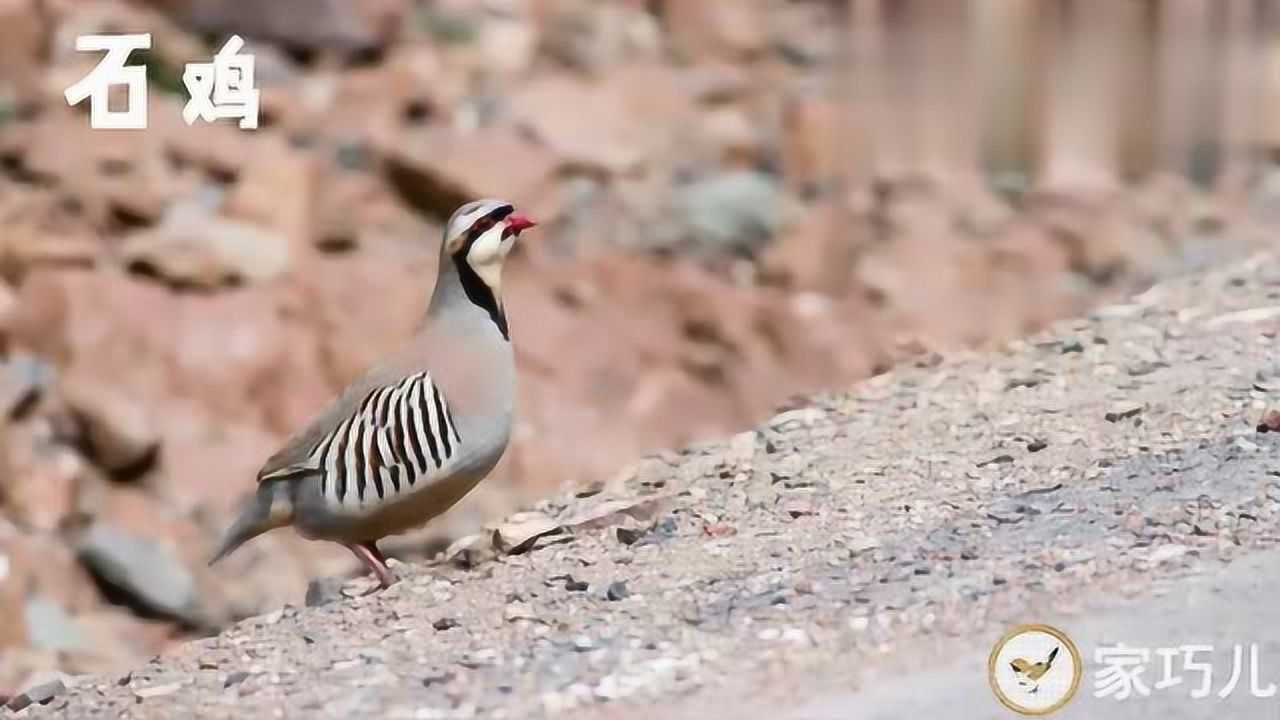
[150,406,280,512]
[0,421,85,532]
[17,113,176,230]
[509,75,655,175]
[297,247,430,387]
[74,521,203,628]
[300,45,459,152]
[7,268,330,503]
[660,0,768,62]
[477,4,539,77]
[383,126,561,222]
[0,541,30,650]
[221,137,316,255]
[760,202,858,295]
[699,106,764,169]
[535,0,663,72]
[780,95,841,196]
[63,608,163,674]
[649,171,787,256]
[144,0,408,54]
[501,248,889,495]
[0,168,104,274]
[0,353,55,419]
[1,533,101,615]
[23,597,85,653]
[311,169,430,253]
[0,0,47,101]
[60,370,159,473]
[120,200,292,290]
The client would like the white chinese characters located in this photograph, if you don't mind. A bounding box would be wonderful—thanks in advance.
[182,35,260,129]
[64,33,259,130]
[63,33,152,129]
[1095,643,1277,701]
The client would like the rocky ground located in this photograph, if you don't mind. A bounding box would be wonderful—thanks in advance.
[6,0,1276,689]
[10,242,1278,718]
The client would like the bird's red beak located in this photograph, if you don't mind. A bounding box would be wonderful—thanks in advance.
[506,214,537,235]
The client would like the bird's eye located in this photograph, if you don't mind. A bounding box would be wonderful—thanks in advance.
[473,217,494,234]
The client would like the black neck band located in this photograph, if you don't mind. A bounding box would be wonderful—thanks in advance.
[452,204,514,341]
[453,251,508,341]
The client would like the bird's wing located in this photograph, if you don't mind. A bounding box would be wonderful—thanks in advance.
[1010,658,1030,674]
[257,352,423,483]
[1045,646,1059,667]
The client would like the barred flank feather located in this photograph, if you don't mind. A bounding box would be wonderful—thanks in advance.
[307,372,461,506]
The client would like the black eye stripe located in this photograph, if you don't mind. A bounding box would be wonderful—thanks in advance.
[464,205,514,244]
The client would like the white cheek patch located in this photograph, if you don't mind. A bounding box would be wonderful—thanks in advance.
[467,224,509,291]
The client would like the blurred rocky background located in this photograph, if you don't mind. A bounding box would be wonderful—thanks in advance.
[0,0,1278,696]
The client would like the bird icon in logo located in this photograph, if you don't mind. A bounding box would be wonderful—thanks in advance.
[1010,646,1059,694]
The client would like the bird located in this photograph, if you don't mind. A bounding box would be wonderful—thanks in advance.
[207,198,537,591]
[1010,646,1059,694]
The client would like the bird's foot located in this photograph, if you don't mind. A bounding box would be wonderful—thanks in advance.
[345,541,398,594]
[366,565,398,593]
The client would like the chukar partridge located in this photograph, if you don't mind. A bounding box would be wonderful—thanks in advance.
[209,198,536,589]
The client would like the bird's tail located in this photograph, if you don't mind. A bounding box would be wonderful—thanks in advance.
[208,481,294,566]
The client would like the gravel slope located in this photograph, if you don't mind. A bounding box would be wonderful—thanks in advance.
[21,250,1280,719]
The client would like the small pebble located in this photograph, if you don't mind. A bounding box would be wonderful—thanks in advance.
[5,680,66,712]
[606,581,630,601]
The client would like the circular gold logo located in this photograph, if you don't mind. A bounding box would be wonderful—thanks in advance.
[988,624,1083,715]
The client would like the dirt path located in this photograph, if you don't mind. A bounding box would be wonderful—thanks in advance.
[26,250,1280,719]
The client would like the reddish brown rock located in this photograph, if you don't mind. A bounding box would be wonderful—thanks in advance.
[64,608,168,673]
[149,406,280,513]
[0,421,84,532]
[1025,190,1166,282]
[383,126,562,223]
[0,544,30,652]
[120,203,292,290]
[0,0,47,102]
[300,248,428,387]
[2,533,101,614]
[534,0,661,72]
[222,136,316,254]
[0,179,102,278]
[503,248,888,495]
[700,106,763,169]
[510,75,655,175]
[760,202,858,295]
[311,170,428,252]
[7,269,72,366]
[145,0,408,54]
[660,0,767,62]
[780,95,841,195]
[61,369,159,473]
[311,46,456,153]
[8,269,329,479]
[18,110,179,230]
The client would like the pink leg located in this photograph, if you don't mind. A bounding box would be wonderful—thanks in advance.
[344,542,396,591]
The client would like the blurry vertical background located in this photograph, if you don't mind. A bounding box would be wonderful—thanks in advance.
[0,0,1276,693]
